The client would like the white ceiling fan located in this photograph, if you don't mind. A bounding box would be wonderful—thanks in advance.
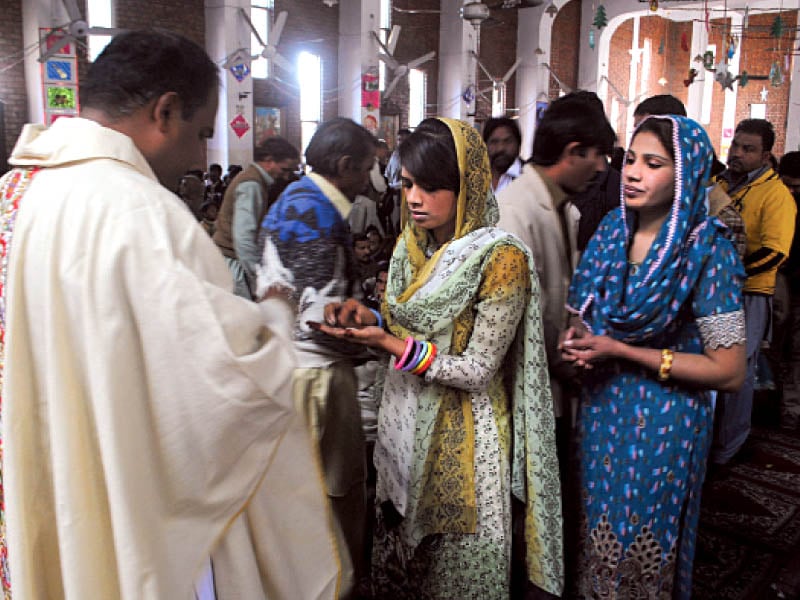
[474,52,521,117]
[372,26,436,98]
[38,0,126,62]
[240,8,292,74]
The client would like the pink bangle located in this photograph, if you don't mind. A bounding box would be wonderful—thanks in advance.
[403,341,425,372]
[395,336,415,370]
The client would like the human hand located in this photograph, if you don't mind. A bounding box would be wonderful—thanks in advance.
[560,333,621,369]
[260,284,296,308]
[322,298,377,328]
[307,321,386,348]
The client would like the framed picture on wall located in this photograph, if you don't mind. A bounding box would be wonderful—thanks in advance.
[379,114,400,150]
[254,107,281,145]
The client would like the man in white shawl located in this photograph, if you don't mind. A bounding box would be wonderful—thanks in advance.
[0,30,343,600]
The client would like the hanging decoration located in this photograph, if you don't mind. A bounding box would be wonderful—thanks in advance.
[658,38,665,55]
[649,0,658,12]
[760,86,769,101]
[704,0,710,32]
[715,62,735,90]
[738,71,749,88]
[727,36,737,60]
[229,62,251,83]
[771,15,785,39]
[769,60,783,87]
[589,29,595,49]
[683,68,698,87]
[681,32,689,52]
[703,50,715,70]
[743,5,749,29]
[545,1,558,18]
[593,5,608,29]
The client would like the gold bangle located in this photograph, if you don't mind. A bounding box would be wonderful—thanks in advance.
[658,348,674,381]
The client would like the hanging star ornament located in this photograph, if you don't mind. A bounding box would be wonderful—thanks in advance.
[715,62,735,90]
[760,86,769,101]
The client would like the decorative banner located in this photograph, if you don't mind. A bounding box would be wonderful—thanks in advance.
[41,29,74,57]
[230,114,251,138]
[229,62,251,83]
[362,67,380,109]
[46,86,77,110]
[535,101,549,126]
[362,107,379,136]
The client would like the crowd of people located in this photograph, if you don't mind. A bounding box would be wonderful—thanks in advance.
[0,28,798,600]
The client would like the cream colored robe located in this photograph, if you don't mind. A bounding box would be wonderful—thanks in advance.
[3,118,343,599]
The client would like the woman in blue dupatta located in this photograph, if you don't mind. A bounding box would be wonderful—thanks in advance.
[561,115,746,597]
[315,117,563,598]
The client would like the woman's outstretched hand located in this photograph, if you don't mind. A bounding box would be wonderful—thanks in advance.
[322,298,377,329]
[308,321,386,348]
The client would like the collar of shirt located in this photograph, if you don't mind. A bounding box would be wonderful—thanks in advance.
[721,164,770,195]
[307,172,352,219]
[494,157,523,194]
[532,164,569,212]
[252,162,275,186]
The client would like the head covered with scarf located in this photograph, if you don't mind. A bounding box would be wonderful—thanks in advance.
[568,115,743,342]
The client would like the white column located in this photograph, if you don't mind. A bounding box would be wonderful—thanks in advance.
[338,0,380,126]
[516,3,555,158]
[205,0,253,169]
[437,1,473,121]
[719,12,742,160]
[786,26,800,152]
[685,20,708,122]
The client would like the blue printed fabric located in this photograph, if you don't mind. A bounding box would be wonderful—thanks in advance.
[566,116,745,598]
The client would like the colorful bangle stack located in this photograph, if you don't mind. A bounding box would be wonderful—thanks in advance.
[394,336,438,376]
[658,348,674,381]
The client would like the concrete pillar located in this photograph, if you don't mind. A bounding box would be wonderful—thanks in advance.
[437,1,474,121]
[338,0,381,129]
[205,0,253,169]
[685,20,708,122]
[718,12,742,160]
[515,2,561,157]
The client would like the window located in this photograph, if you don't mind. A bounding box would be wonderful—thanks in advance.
[750,103,766,120]
[87,0,113,62]
[378,0,392,90]
[298,51,322,157]
[408,68,426,128]
[251,1,275,79]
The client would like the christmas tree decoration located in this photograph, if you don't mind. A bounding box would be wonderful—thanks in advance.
[737,70,749,88]
[593,5,608,29]
[649,0,658,12]
[683,68,698,87]
[589,29,595,49]
[771,15,785,39]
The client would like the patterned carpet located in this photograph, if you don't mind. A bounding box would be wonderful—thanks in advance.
[693,427,800,599]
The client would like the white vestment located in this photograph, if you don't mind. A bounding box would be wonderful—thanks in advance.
[2,118,344,600]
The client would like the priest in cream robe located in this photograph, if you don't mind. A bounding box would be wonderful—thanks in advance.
[0,30,343,600]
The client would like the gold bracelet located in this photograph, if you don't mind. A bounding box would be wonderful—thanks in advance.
[658,348,674,381]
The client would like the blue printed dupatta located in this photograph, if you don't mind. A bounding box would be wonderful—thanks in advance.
[567,116,744,342]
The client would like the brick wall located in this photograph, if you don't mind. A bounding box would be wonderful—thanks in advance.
[0,0,27,171]
[549,0,581,99]
[116,0,205,47]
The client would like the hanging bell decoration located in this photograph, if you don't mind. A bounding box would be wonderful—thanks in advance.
[589,29,596,50]
[545,1,558,18]
[649,0,658,12]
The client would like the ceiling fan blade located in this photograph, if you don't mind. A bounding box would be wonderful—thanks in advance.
[377,50,399,72]
[38,32,74,63]
[479,85,494,94]
[407,51,435,69]
[384,74,403,97]
[272,52,292,72]
[62,0,83,22]
[270,11,288,46]
[386,25,401,55]
[239,7,265,48]
[87,26,126,36]
[502,58,521,82]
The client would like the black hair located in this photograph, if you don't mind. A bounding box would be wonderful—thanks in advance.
[305,117,377,177]
[632,117,675,161]
[735,119,775,153]
[779,151,800,178]
[365,225,382,237]
[82,29,219,121]
[531,92,616,166]
[633,94,687,118]
[398,118,460,195]
[209,163,222,173]
[254,136,300,162]
[482,117,522,147]
[352,233,370,244]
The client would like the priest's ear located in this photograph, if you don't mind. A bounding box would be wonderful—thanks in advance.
[151,92,182,134]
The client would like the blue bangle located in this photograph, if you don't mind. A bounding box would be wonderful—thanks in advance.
[368,308,384,329]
